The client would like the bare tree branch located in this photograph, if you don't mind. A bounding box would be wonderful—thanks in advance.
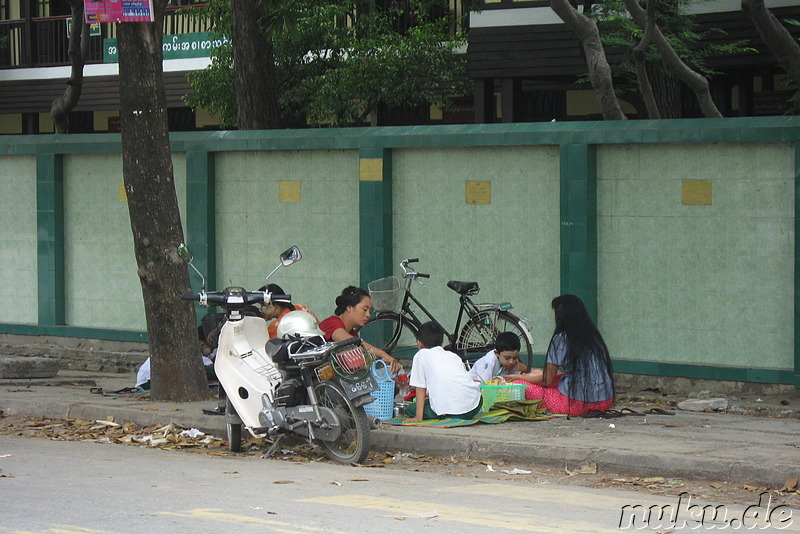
[551,0,627,120]
[633,0,660,118]
[624,0,722,118]
[742,0,800,87]
[51,0,89,133]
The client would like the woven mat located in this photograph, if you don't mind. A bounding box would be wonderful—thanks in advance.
[380,401,553,428]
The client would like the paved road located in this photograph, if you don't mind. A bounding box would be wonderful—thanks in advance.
[1,435,798,533]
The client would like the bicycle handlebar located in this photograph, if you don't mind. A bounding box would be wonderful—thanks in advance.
[400,257,429,279]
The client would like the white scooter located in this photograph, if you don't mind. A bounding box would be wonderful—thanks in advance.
[178,244,378,464]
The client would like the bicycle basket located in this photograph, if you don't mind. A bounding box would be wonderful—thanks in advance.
[368,276,401,312]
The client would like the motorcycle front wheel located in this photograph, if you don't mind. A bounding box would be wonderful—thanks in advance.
[314,382,371,464]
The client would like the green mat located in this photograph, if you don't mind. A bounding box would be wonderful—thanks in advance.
[381,400,553,428]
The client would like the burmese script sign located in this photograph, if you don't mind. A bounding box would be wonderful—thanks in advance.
[103,32,230,62]
[84,0,154,23]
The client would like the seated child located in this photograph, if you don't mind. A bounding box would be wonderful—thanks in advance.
[405,321,482,422]
[468,331,527,383]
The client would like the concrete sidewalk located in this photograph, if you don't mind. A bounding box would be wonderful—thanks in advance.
[1,370,798,487]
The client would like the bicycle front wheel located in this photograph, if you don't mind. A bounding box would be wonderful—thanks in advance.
[359,313,419,362]
[456,311,534,372]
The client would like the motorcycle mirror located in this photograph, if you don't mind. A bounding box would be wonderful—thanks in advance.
[265,246,302,282]
[177,243,206,292]
[280,246,302,266]
[177,243,193,264]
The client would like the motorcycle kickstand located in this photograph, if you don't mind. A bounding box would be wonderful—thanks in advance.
[260,435,285,459]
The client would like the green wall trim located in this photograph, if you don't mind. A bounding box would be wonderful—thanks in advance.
[359,148,393,288]
[185,151,216,293]
[613,359,797,386]
[559,144,598,319]
[0,323,147,342]
[796,143,800,388]
[3,118,800,156]
[0,134,122,155]
[36,154,65,326]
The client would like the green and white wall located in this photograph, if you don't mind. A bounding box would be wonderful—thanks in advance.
[1,117,798,387]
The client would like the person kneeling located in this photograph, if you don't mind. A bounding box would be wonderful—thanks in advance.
[405,321,482,422]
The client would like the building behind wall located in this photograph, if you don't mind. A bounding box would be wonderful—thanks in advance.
[2,0,800,133]
[0,0,476,134]
[467,0,800,123]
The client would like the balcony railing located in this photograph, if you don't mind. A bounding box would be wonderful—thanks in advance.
[0,7,210,68]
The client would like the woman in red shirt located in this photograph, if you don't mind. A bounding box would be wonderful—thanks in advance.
[319,286,401,374]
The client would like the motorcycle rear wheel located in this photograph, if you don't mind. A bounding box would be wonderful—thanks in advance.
[314,382,371,464]
[225,396,242,452]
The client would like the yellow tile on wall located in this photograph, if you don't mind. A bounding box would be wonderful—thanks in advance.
[279,181,301,202]
[682,179,712,205]
[466,180,491,204]
[359,158,383,181]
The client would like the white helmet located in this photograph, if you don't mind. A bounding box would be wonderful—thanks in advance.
[276,310,325,339]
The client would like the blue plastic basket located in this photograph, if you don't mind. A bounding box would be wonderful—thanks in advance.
[363,360,395,421]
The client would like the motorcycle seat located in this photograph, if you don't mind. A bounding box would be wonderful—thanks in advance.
[266,338,290,363]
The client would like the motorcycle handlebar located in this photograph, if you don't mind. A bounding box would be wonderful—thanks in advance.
[180,291,292,307]
[417,273,431,279]
[405,258,419,264]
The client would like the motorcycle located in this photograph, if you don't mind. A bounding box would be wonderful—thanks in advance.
[177,243,379,464]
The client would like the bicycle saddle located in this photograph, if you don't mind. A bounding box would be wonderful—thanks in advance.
[447,280,480,296]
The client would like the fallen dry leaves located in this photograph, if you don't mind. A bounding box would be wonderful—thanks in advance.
[779,475,799,494]
[0,416,226,451]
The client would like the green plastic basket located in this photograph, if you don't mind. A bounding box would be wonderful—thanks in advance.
[479,383,527,411]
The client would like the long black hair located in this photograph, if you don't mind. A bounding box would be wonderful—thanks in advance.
[334,286,369,315]
[548,294,614,402]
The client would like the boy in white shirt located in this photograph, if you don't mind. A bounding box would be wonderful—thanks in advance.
[405,321,482,422]
[469,332,525,383]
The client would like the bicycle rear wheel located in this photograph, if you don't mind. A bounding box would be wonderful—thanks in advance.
[456,310,534,372]
[359,313,419,362]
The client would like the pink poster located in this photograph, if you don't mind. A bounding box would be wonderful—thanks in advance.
[84,0,154,23]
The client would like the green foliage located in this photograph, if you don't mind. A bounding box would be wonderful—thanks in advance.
[588,0,754,89]
[784,19,800,115]
[182,0,470,127]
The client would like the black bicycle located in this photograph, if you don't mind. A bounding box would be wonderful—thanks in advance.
[359,258,534,372]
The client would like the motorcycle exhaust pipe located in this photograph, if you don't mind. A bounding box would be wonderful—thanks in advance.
[369,417,382,429]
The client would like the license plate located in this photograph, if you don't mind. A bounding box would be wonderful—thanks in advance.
[341,374,378,399]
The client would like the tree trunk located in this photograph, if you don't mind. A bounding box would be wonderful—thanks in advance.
[118,4,211,402]
[50,0,88,134]
[230,0,281,129]
[551,0,627,120]
[624,0,722,118]
[651,67,681,118]
[742,0,800,87]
